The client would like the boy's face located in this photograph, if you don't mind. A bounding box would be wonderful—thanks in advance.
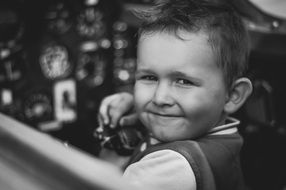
[134,31,229,142]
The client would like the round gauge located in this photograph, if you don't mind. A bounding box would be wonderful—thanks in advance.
[76,8,106,38]
[0,41,25,84]
[0,6,25,60]
[76,44,106,87]
[0,8,24,44]
[23,92,53,123]
[44,1,73,34]
[0,52,26,83]
[39,43,72,80]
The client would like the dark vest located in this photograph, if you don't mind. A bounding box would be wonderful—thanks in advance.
[126,133,245,190]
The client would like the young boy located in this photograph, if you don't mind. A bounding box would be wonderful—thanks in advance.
[98,0,253,189]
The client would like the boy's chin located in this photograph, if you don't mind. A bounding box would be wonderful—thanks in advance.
[150,130,193,142]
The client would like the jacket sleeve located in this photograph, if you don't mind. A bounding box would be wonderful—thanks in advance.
[123,149,197,190]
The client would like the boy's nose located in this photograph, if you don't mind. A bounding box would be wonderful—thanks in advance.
[152,81,174,106]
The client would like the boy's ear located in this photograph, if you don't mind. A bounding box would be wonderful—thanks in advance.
[224,78,253,114]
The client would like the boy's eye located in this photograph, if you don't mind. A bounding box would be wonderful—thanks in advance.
[137,75,157,81]
[176,78,194,86]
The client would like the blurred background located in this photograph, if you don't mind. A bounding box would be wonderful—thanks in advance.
[0,0,285,189]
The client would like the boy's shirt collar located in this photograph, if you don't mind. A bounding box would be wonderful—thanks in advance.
[207,117,239,135]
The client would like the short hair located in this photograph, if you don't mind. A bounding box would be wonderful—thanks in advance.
[135,0,250,89]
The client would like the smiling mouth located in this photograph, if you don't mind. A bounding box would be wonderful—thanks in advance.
[146,112,183,127]
[148,111,181,118]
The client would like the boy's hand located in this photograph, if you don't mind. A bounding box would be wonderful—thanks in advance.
[98,92,137,129]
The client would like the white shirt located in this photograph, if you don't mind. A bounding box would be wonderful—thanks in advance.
[123,117,240,190]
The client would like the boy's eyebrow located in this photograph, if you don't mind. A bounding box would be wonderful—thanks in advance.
[135,69,154,74]
[169,71,203,83]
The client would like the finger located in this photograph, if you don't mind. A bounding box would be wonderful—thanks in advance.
[108,92,134,128]
[109,106,124,128]
[119,113,138,127]
[97,114,103,127]
[108,98,131,128]
[99,94,121,125]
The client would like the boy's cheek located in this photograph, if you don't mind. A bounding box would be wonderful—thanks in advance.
[134,84,155,104]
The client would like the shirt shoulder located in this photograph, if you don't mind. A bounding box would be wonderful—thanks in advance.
[123,149,196,190]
